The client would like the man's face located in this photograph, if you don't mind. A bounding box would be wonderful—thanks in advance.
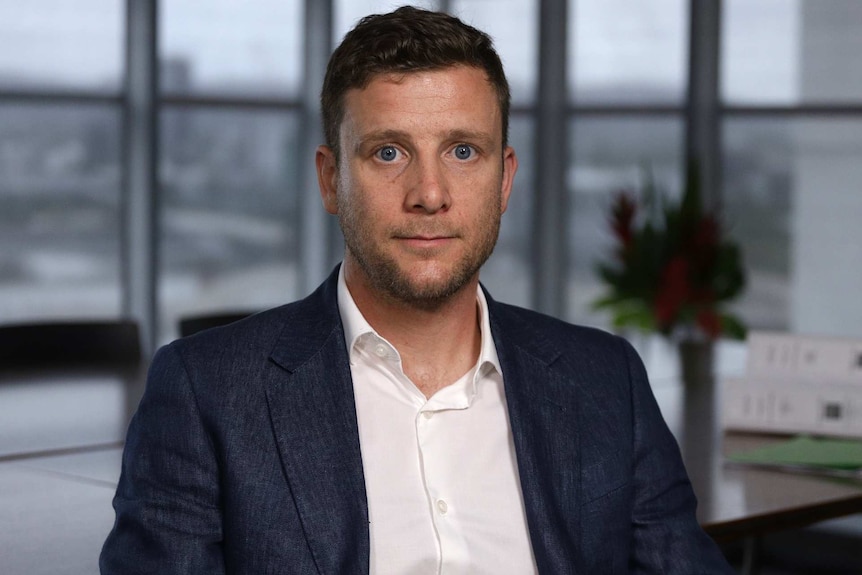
[316,65,518,307]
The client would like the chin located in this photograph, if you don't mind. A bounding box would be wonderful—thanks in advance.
[385,262,477,304]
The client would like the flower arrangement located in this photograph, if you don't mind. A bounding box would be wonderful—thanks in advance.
[592,164,747,341]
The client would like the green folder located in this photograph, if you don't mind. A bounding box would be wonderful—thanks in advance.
[727,435,862,479]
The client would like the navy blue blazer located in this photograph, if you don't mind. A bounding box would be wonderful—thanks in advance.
[101,268,733,574]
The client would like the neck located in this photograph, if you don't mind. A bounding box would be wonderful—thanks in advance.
[344,263,482,398]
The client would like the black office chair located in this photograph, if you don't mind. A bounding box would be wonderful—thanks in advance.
[0,319,142,369]
[178,310,257,338]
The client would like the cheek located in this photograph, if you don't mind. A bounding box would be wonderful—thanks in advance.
[338,185,383,235]
[463,178,504,215]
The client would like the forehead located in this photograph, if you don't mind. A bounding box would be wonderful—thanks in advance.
[340,66,501,138]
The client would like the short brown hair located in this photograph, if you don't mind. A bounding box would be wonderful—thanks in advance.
[320,5,510,158]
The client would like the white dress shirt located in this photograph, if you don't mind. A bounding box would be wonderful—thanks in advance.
[337,269,538,575]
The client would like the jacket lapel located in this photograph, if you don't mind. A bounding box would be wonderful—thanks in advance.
[259,275,588,574]
[264,271,369,575]
[488,296,584,573]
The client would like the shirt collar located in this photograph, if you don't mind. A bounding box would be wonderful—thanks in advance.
[337,265,377,355]
[336,265,501,375]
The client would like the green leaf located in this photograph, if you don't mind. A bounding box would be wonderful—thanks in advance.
[612,305,656,332]
[591,157,749,338]
[721,313,747,340]
[591,295,625,310]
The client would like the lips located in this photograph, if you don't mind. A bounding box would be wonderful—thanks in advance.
[398,235,453,246]
[391,227,458,241]
[401,234,451,241]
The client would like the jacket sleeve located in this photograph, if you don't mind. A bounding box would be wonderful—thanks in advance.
[100,343,226,574]
[621,338,735,574]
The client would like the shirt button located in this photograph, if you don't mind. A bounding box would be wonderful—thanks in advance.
[374,343,388,358]
[436,499,448,515]
[422,411,434,419]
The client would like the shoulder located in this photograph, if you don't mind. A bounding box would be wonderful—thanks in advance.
[488,298,635,362]
[486,299,647,405]
[158,275,342,381]
[164,302,292,366]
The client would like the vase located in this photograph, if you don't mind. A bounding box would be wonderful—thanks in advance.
[677,338,714,388]
[676,337,719,476]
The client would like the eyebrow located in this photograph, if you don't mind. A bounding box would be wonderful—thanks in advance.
[354,129,410,153]
[354,128,497,154]
[445,129,496,148]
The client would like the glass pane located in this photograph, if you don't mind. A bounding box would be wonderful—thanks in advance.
[566,116,685,327]
[0,0,123,92]
[452,0,538,105]
[721,0,800,104]
[481,114,534,308]
[722,119,792,331]
[0,103,122,321]
[723,117,862,338]
[160,0,303,97]
[570,0,688,105]
[723,0,862,105]
[159,107,301,342]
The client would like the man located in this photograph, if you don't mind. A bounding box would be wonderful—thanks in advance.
[101,6,733,574]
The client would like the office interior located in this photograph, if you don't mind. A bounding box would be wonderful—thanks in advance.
[1,0,861,573]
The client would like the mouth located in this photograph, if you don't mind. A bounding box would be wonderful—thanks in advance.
[395,234,456,250]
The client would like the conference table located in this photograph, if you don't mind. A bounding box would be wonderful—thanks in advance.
[658,382,862,550]
[645,338,862,573]
[639,339,862,544]
[0,365,143,575]
[1,339,860,574]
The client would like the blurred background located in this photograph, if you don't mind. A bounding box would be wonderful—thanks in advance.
[2,0,861,353]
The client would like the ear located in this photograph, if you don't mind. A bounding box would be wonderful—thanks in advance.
[500,146,518,214]
[316,145,339,215]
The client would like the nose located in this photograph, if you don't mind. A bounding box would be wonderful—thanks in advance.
[404,156,451,214]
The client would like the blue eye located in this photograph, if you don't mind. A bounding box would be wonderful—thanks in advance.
[454,145,473,160]
[377,146,398,162]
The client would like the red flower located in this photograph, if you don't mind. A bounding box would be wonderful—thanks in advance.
[654,256,690,329]
[610,191,636,255]
[686,215,720,277]
[696,309,722,338]
[691,215,719,251]
[592,163,746,341]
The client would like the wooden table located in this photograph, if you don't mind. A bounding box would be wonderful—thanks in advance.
[644,342,862,545]
[702,433,862,542]
[643,338,862,573]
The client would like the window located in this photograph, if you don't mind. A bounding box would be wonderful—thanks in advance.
[722,0,862,338]
[2,0,860,349]
[157,0,304,342]
[565,0,689,328]
[0,1,123,322]
[161,0,303,98]
[0,0,123,92]
[158,108,301,338]
[568,117,685,327]
[569,0,688,105]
